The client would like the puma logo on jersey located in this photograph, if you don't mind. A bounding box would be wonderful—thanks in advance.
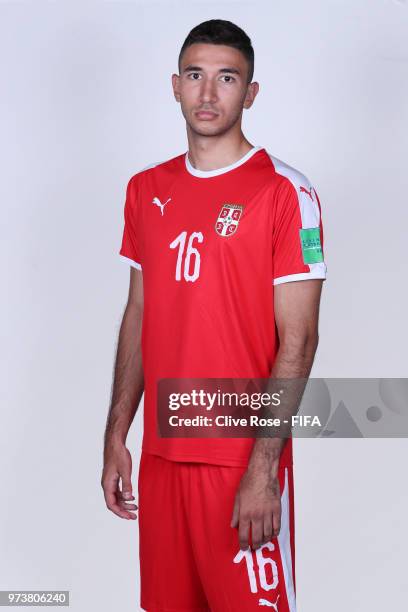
[152,196,171,215]
[300,185,314,201]
[258,595,280,609]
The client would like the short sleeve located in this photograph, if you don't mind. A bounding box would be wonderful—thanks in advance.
[272,175,327,285]
[119,175,142,270]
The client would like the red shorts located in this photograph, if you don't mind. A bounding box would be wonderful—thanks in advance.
[137,451,296,612]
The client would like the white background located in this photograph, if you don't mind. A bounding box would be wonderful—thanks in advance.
[1,0,407,610]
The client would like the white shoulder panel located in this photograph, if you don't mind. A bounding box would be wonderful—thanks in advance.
[267,152,327,284]
[267,153,321,229]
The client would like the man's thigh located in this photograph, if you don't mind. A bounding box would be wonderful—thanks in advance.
[137,451,296,612]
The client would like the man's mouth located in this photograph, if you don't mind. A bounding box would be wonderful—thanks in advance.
[195,110,218,120]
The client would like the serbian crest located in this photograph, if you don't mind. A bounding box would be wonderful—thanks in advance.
[215,203,244,237]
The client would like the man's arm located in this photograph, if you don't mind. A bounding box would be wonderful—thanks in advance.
[101,267,144,520]
[231,278,323,549]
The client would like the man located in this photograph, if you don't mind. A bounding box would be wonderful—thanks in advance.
[102,19,326,612]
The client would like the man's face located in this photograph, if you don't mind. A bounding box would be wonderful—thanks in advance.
[172,43,258,137]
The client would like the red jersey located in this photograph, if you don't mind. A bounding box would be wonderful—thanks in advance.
[119,145,327,467]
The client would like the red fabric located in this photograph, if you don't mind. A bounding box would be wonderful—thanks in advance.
[119,148,325,467]
[138,451,296,612]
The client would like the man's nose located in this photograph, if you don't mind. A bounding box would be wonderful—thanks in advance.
[199,78,218,103]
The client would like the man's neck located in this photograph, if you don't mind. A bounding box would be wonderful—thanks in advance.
[186,134,254,172]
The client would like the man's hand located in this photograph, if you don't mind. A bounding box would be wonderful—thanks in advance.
[230,464,281,551]
[101,441,138,520]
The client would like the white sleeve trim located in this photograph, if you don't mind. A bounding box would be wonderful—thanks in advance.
[273,263,327,285]
[120,254,142,270]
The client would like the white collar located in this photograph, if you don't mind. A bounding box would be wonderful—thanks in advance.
[185,145,264,178]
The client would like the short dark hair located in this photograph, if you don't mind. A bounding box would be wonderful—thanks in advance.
[178,19,254,84]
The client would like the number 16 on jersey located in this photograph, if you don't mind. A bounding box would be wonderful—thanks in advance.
[169,231,204,282]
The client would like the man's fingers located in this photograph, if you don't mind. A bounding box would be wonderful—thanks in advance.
[263,516,273,543]
[120,475,133,500]
[104,487,133,519]
[102,473,137,520]
[238,516,251,550]
[272,506,281,537]
[106,499,132,519]
[119,502,138,511]
[251,518,264,550]
[115,480,137,519]
[117,487,135,501]
[109,496,137,520]
[230,496,240,528]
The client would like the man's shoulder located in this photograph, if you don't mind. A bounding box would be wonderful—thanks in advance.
[128,152,185,184]
[263,149,315,193]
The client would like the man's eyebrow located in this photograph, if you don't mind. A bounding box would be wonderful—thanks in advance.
[182,65,241,75]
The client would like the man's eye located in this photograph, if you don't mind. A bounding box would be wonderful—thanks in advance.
[221,75,235,83]
[188,73,201,80]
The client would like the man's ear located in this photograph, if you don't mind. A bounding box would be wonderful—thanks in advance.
[243,81,259,110]
[171,74,181,102]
